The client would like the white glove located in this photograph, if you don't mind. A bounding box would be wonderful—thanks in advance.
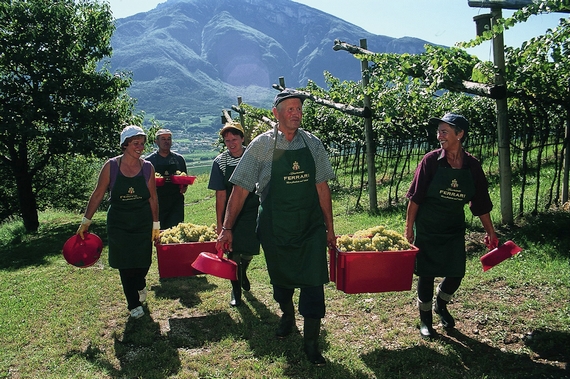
[152,221,160,241]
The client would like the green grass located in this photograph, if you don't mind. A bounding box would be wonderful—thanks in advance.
[0,174,569,378]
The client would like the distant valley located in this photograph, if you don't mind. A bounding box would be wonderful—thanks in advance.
[109,0,434,162]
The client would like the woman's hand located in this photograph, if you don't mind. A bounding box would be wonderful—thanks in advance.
[76,217,91,240]
[152,221,161,242]
[484,233,499,250]
[405,225,414,244]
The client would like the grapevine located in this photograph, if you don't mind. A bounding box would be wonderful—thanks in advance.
[159,222,217,244]
[337,226,410,252]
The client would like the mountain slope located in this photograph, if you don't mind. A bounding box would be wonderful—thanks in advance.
[109,0,431,131]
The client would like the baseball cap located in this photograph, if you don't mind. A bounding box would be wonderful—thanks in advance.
[220,121,245,136]
[273,88,307,108]
[120,125,146,146]
[429,113,469,133]
[155,128,172,138]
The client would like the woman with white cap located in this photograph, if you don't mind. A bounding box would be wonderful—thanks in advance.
[77,125,160,319]
[405,113,498,338]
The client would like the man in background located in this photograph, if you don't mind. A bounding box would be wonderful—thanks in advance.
[146,129,188,229]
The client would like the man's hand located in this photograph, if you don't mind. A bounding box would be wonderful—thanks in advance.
[216,229,233,253]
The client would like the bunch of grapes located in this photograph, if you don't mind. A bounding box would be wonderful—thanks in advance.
[337,226,409,252]
[159,222,217,244]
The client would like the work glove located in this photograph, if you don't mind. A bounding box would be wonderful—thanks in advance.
[152,221,161,242]
[77,217,92,240]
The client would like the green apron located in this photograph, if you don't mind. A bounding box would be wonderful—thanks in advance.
[107,160,153,269]
[257,135,328,288]
[154,156,184,228]
[223,156,260,257]
[414,165,476,277]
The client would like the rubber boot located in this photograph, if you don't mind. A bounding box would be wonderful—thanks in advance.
[229,280,242,307]
[418,299,435,339]
[275,301,295,339]
[434,285,455,328]
[240,258,251,292]
[303,317,326,366]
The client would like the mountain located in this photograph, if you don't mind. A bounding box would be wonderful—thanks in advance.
[109,0,432,132]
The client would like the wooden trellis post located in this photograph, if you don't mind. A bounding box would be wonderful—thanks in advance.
[359,39,378,213]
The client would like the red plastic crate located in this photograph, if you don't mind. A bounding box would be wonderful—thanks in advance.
[155,241,218,278]
[329,245,419,294]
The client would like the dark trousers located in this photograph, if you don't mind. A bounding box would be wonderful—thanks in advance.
[119,267,150,310]
[417,276,462,303]
[273,285,325,319]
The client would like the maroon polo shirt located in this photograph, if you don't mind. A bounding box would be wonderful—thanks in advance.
[406,148,493,216]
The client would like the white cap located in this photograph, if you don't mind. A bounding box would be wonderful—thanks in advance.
[120,125,146,146]
[155,128,172,137]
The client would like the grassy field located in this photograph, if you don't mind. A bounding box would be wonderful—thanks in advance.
[0,173,569,378]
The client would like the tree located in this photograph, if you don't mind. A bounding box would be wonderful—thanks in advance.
[0,0,136,232]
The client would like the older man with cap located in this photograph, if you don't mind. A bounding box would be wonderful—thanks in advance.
[208,121,260,307]
[405,113,498,339]
[216,89,336,366]
[77,125,160,319]
[146,128,188,229]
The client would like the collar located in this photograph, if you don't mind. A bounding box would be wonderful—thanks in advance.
[437,148,468,168]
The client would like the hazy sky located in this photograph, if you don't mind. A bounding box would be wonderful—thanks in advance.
[105,0,566,60]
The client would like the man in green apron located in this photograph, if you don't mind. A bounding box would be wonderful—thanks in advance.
[146,129,188,229]
[216,89,336,366]
[405,113,498,339]
[208,121,260,307]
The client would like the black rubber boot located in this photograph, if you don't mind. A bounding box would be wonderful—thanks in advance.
[434,296,455,328]
[275,301,295,339]
[303,317,326,366]
[229,280,241,307]
[240,259,251,292]
[419,310,436,339]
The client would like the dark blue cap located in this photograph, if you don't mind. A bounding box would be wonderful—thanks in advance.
[429,113,469,133]
[273,89,306,108]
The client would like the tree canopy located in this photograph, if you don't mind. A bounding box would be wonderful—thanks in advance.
[0,0,136,231]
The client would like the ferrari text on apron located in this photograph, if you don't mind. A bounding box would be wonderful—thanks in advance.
[107,159,153,269]
[257,134,328,288]
[414,165,476,277]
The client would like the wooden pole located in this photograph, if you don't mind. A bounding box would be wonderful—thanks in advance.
[231,104,277,128]
[221,109,233,123]
[271,84,371,118]
[562,85,570,204]
[492,8,513,224]
[359,39,378,213]
[237,97,245,128]
[333,39,506,100]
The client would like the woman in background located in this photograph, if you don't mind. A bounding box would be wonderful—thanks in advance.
[208,121,260,307]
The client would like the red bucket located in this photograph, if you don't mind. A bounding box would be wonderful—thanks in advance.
[329,245,418,294]
[62,232,103,268]
[480,240,522,271]
[155,241,217,278]
[192,249,237,281]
